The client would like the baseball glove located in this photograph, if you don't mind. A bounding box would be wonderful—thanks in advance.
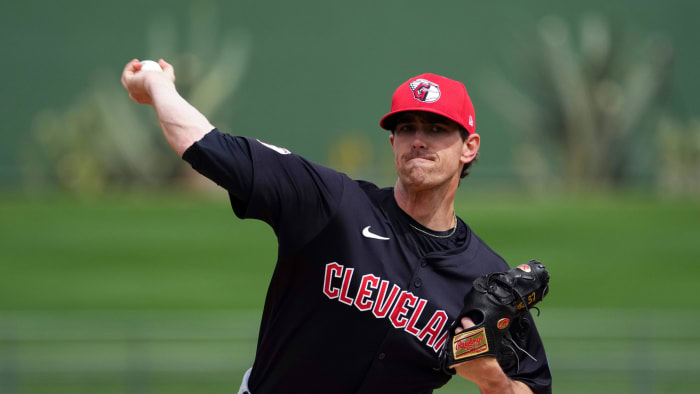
[441,260,550,373]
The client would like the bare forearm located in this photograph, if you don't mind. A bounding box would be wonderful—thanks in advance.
[120,59,214,156]
[455,356,533,394]
[147,79,214,157]
[476,377,533,394]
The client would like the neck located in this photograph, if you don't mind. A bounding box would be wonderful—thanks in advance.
[393,178,458,231]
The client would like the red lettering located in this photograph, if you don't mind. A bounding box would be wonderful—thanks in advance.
[323,262,343,299]
[418,310,448,347]
[338,267,355,305]
[323,264,450,354]
[372,281,401,318]
[354,274,379,311]
[389,291,417,329]
[404,298,427,335]
[432,330,448,353]
[456,336,482,351]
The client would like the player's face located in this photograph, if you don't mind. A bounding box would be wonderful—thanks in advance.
[390,112,478,191]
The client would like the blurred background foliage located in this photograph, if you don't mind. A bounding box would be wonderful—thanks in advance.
[1,1,699,393]
[1,0,699,196]
[484,14,675,192]
[20,3,250,194]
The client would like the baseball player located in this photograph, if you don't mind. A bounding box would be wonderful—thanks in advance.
[121,59,552,393]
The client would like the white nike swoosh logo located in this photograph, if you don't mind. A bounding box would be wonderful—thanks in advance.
[362,226,390,240]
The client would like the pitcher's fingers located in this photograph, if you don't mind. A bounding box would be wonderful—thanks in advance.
[454,316,475,335]
[121,59,140,88]
[158,59,175,80]
[123,59,141,74]
[461,316,475,329]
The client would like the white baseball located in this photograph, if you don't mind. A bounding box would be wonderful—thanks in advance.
[140,60,163,72]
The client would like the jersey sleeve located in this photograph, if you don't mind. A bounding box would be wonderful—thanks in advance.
[182,129,344,248]
[182,128,253,212]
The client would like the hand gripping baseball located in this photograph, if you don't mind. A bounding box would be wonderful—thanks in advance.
[121,59,176,105]
[441,260,550,373]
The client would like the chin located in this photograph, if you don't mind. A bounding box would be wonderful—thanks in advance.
[399,166,459,192]
[400,171,437,190]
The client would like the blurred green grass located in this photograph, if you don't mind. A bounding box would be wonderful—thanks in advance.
[2,192,699,310]
[1,192,699,393]
[1,193,276,310]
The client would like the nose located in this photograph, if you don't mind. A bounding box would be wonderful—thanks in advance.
[412,128,428,150]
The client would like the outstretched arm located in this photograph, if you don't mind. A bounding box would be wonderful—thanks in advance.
[121,59,214,156]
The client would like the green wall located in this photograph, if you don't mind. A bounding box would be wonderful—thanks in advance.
[2,0,698,187]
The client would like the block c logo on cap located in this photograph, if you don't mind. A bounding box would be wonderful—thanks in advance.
[409,79,441,103]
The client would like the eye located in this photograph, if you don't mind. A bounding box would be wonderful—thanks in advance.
[396,124,414,133]
[430,125,446,133]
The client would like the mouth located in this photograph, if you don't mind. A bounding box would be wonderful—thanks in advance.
[405,153,437,162]
[408,158,434,164]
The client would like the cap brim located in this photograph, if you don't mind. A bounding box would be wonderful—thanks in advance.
[379,107,472,133]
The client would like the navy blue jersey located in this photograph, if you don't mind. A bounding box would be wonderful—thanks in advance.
[183,129,552,394]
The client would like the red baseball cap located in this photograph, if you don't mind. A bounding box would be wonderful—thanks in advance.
[379,73,475,134]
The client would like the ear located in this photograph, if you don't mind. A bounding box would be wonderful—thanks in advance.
[460,133,480,164]
[389,133,394,148]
